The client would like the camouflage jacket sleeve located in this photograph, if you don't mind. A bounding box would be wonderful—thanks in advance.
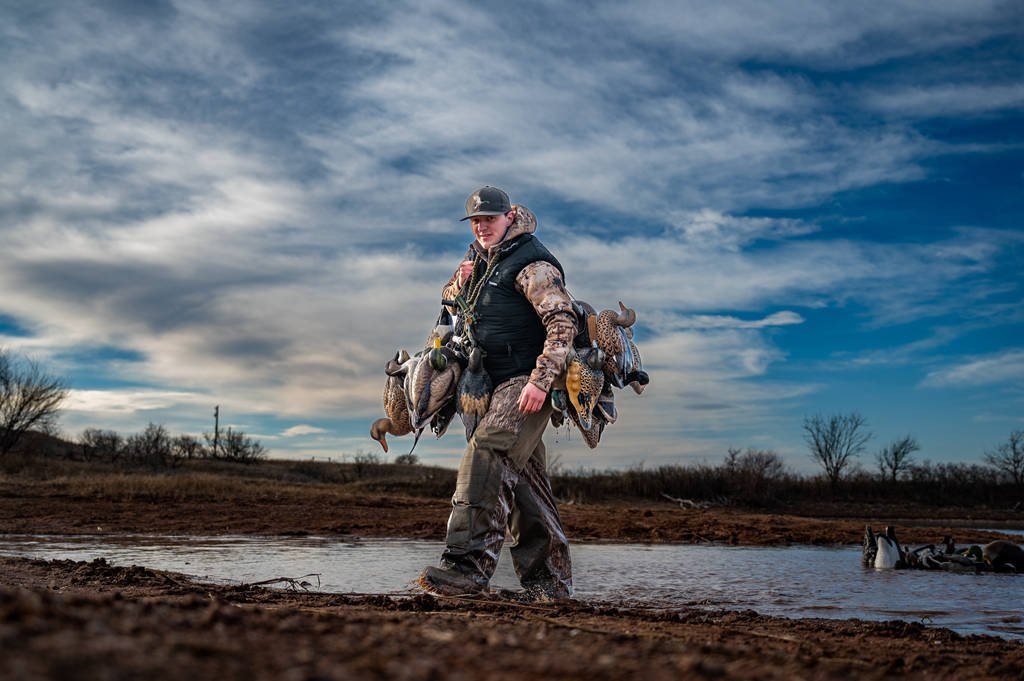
[441,270,461,311]
[441,246,475,312]
[515,261,577,393]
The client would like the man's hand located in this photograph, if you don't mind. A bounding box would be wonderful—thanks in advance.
[456,260,475,286]
[517,382,547,414]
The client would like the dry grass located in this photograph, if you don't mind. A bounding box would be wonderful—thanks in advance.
[0,453,457,503]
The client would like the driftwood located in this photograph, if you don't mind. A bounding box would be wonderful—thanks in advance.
[241,573,321,591]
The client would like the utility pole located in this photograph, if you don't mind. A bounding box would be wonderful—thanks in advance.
[213,405,220,458]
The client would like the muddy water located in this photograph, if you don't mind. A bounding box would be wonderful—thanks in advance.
[2,535,1021,639]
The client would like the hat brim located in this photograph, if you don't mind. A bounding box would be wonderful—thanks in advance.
[460,211,508,221]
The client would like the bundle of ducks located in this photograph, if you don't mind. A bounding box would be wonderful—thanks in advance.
[863,525,1024,573]
[370,300,648,454]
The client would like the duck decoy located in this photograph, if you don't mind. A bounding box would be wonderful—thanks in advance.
[404,338,462,441]
[455,346,492,441]
[564,347,606,449]
[871,526,907,569]
[982,540,1024,572]
[369,350,413,453]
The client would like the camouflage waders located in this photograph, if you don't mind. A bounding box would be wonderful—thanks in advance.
[438,376,573,598]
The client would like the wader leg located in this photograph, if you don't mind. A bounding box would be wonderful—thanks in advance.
[439,429,518,585]
[508,440,573,598]
[436,377,573,595]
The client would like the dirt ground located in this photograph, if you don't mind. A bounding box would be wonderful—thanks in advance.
[2,484,1024,680]
[3,555,1023,681]
[1,483,1020,546]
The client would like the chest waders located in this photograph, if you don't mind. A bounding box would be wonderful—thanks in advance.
[418,235,573,600]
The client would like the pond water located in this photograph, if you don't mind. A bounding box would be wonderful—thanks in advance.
[2,535,1021,639]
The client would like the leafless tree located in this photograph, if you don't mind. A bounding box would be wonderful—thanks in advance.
[0,349,69,456]
[984,430,1024,489]
[876,435,920,483]
[172,434,204,460]
[125,423,174,468]
[723,446,787,504]
[79,428,124,463]
[218,426,266,462]
[802,412,872,489]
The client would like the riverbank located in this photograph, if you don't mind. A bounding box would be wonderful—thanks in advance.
[3,555,1022,681]
[2,472,1021,546]
[4,461,1024,679]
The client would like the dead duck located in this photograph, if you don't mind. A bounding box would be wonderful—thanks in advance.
[369,350,413,453]
[563,345,606,448]
[593,302,647,394]
[405,338,462,442]
[455,346,492,441]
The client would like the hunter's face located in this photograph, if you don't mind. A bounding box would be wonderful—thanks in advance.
[470,212,514,249]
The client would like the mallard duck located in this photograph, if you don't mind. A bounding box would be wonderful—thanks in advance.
[369,350,413,453]
[455,346,492,441]
[405,338,462,434]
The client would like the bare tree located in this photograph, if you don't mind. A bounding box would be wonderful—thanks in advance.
[172,434,204,460]
[0,349,69,456]
[125,423,174,468]
[876,435,920,483]
[79,428,124,463]
[802,412,872,489]
[219,427,267,463]
[723,446,787,504]
[984,430,1024,489]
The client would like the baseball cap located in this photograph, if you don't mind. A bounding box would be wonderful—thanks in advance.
[460,186,512,221]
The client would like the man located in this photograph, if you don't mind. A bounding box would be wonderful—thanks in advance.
[417,186,576,600]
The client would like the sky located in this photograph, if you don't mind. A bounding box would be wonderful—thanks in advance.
[1,0,1022,474]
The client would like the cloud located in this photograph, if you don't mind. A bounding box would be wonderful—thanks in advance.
[863,83,1024,118]
[922,350,1024,388]
[0,1,1019,466]
[281,425,328,437]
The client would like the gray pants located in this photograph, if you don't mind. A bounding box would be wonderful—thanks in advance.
[440,377,573,597]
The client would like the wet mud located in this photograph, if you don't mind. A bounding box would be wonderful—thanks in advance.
[3,480,1023,679]
[3,555,1023,681]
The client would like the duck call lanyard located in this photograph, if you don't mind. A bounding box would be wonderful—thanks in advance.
[452,251,499,337]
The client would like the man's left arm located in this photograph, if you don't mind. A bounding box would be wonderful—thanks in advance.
[516,261,576,409]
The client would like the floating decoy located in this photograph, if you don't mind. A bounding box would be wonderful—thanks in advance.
[865,526,907,569]
[455,346,492,441]
[982,540,1024,572]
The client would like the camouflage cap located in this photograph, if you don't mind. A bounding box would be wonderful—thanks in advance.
[460,186,512,221]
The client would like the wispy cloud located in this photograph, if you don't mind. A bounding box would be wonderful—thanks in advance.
[923,350,1024,388]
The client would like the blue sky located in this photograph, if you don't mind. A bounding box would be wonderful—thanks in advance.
[1,1,1021,474]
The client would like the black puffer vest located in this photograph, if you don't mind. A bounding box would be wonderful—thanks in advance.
[469,234,564,386]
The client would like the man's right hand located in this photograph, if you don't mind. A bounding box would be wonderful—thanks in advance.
[457,260,475,286]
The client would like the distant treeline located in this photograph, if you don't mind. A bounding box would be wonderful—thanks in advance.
[5,430,1022,510]
[549,453,1021,509]
[5,423,266,469]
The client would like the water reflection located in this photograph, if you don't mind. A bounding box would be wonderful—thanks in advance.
[1,534,1020,639]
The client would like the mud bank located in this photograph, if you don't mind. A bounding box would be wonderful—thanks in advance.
[2,481,1020,546]
[3,555,1023,681]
